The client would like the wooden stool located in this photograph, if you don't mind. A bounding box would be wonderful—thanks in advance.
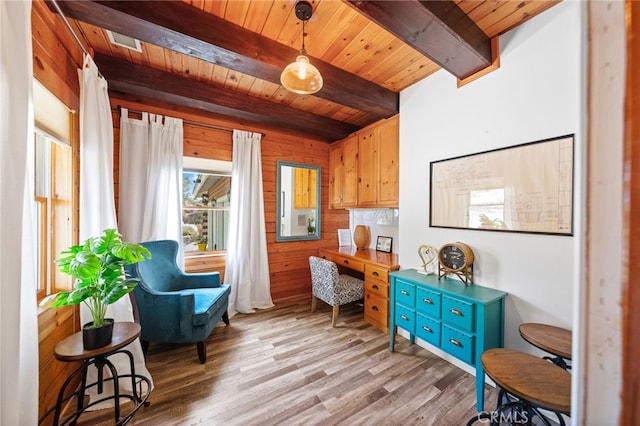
[467,348,571,426]
[519,323,572,370]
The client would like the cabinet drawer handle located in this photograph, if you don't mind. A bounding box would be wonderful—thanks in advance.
[372,306,379,312]
[400,290,410,296]
[400,314,409,321]
[450,308,463,317]
[343,259,349,264]
[372,271,379,277]
[449,339,463,348]
[422,325,433,333]
[423,298,433,305]
[372,284,379,290]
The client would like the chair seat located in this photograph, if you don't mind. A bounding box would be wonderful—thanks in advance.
[334,274,365,305]
[180,285,231,326]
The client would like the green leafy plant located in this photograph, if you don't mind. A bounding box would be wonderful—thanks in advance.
[307,217,315,233]
[39,228,151,328]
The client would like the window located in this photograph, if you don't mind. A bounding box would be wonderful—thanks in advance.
[33,81,74,302]
[34,130,73,301]
[182,158,232,254]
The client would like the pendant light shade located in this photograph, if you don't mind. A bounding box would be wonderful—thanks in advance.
[280,1,323,95]
[280,53,323,95]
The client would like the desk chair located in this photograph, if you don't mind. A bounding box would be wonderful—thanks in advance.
[309,256,364,327]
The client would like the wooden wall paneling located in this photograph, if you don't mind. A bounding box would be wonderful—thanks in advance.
[111,97,348,303]
[622,1,640,423]
[33,0,83,422]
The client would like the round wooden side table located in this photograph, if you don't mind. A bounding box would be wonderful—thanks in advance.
[467,348,571,426]
[519,322,572,370]
[44,322,151,426]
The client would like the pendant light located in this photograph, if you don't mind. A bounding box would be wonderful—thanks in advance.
[280,1,323,95]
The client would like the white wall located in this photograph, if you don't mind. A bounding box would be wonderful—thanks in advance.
[399,0,583,359]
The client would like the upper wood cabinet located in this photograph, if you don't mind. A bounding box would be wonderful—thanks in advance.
[293,167,317,209]
[329,134,359,209]
[329,115,399,209]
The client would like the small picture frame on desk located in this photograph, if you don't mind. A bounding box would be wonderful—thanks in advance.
[376,236,393,253]
[338,229,352,246]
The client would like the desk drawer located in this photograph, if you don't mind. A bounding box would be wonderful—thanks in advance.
[395,280,416,308]
[416,313,440,347]
[417,287,441,318]
[365,264,389,282]
[333,254,365,273]
[442,295,475,332]
[442,324,474,365]
[365,280,389,298]
[395,304,415,333]
[365,291,388,330]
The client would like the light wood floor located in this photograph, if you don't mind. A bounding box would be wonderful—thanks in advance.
[77,300,498,425]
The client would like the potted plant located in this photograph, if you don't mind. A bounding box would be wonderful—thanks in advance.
[39,228,151,350]
[307,217,315,235]
[197,235,208,251]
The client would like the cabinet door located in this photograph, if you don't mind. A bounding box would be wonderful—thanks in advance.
[293,167,309,209]
[357,128,377,207]
[342,134,359,207]
[329,142,344,209]
[376,115,399,207]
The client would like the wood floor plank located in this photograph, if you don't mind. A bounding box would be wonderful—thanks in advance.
[72,300,496,425]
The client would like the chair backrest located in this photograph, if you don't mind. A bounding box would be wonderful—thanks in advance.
[309,256,339,290]
[132,240,184,292]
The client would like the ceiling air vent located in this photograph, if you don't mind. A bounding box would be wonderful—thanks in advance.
[106,30,142,52]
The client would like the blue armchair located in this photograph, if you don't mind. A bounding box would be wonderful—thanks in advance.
[127,240,231,364]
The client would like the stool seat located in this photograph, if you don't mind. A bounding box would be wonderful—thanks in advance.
[519,323,572,360]
[482,348,571,415]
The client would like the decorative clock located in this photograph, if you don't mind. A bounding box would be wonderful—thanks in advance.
[438,242,475,285]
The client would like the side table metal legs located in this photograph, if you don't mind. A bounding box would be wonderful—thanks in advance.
[42,348,151,426]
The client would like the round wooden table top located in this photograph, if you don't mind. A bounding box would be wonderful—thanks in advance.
[519,322,572,360]
[482,348,571,415]
[54,322,141,362]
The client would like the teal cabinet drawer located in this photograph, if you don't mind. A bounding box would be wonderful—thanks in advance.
[417,287,441,317]
[395,280,416,308]
[442,295,475,332]
[416,313,440,347]
[442,324,475,365]
[395,304,415,333]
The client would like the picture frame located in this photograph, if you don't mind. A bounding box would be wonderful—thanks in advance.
[338,229,352,246]
[376,236,393,253]
[430,134,574,236]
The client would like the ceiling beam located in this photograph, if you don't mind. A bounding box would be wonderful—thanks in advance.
[346,0,492,80]
[48,0,398,120]
[93,53,359,141]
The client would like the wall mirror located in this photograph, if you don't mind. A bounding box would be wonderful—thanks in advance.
[276,161,320,241]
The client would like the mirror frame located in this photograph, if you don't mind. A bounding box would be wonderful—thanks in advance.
[276,160,321,241]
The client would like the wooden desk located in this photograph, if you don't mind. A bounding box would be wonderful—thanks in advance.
[477,348,571,425]
[45,322,151,425]
[519,323,572,369]
[318,247,399,332]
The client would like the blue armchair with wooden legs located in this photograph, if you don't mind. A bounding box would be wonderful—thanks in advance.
[126,240,231,364]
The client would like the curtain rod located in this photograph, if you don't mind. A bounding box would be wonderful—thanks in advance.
[114,106,266,138]
[49,0,91,57]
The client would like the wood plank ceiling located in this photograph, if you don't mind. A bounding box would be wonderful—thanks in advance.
[48,0,561,141]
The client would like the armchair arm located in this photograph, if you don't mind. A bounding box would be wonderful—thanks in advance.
[177,271,221,289]
[133,287,196,343]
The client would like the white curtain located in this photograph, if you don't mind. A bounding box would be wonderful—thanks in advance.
[224,130,273,315]
[118,108,183,250]
[78,54,153,408]
[0,1,39,424]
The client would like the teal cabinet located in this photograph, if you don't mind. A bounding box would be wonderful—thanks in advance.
[389,269,507,411]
